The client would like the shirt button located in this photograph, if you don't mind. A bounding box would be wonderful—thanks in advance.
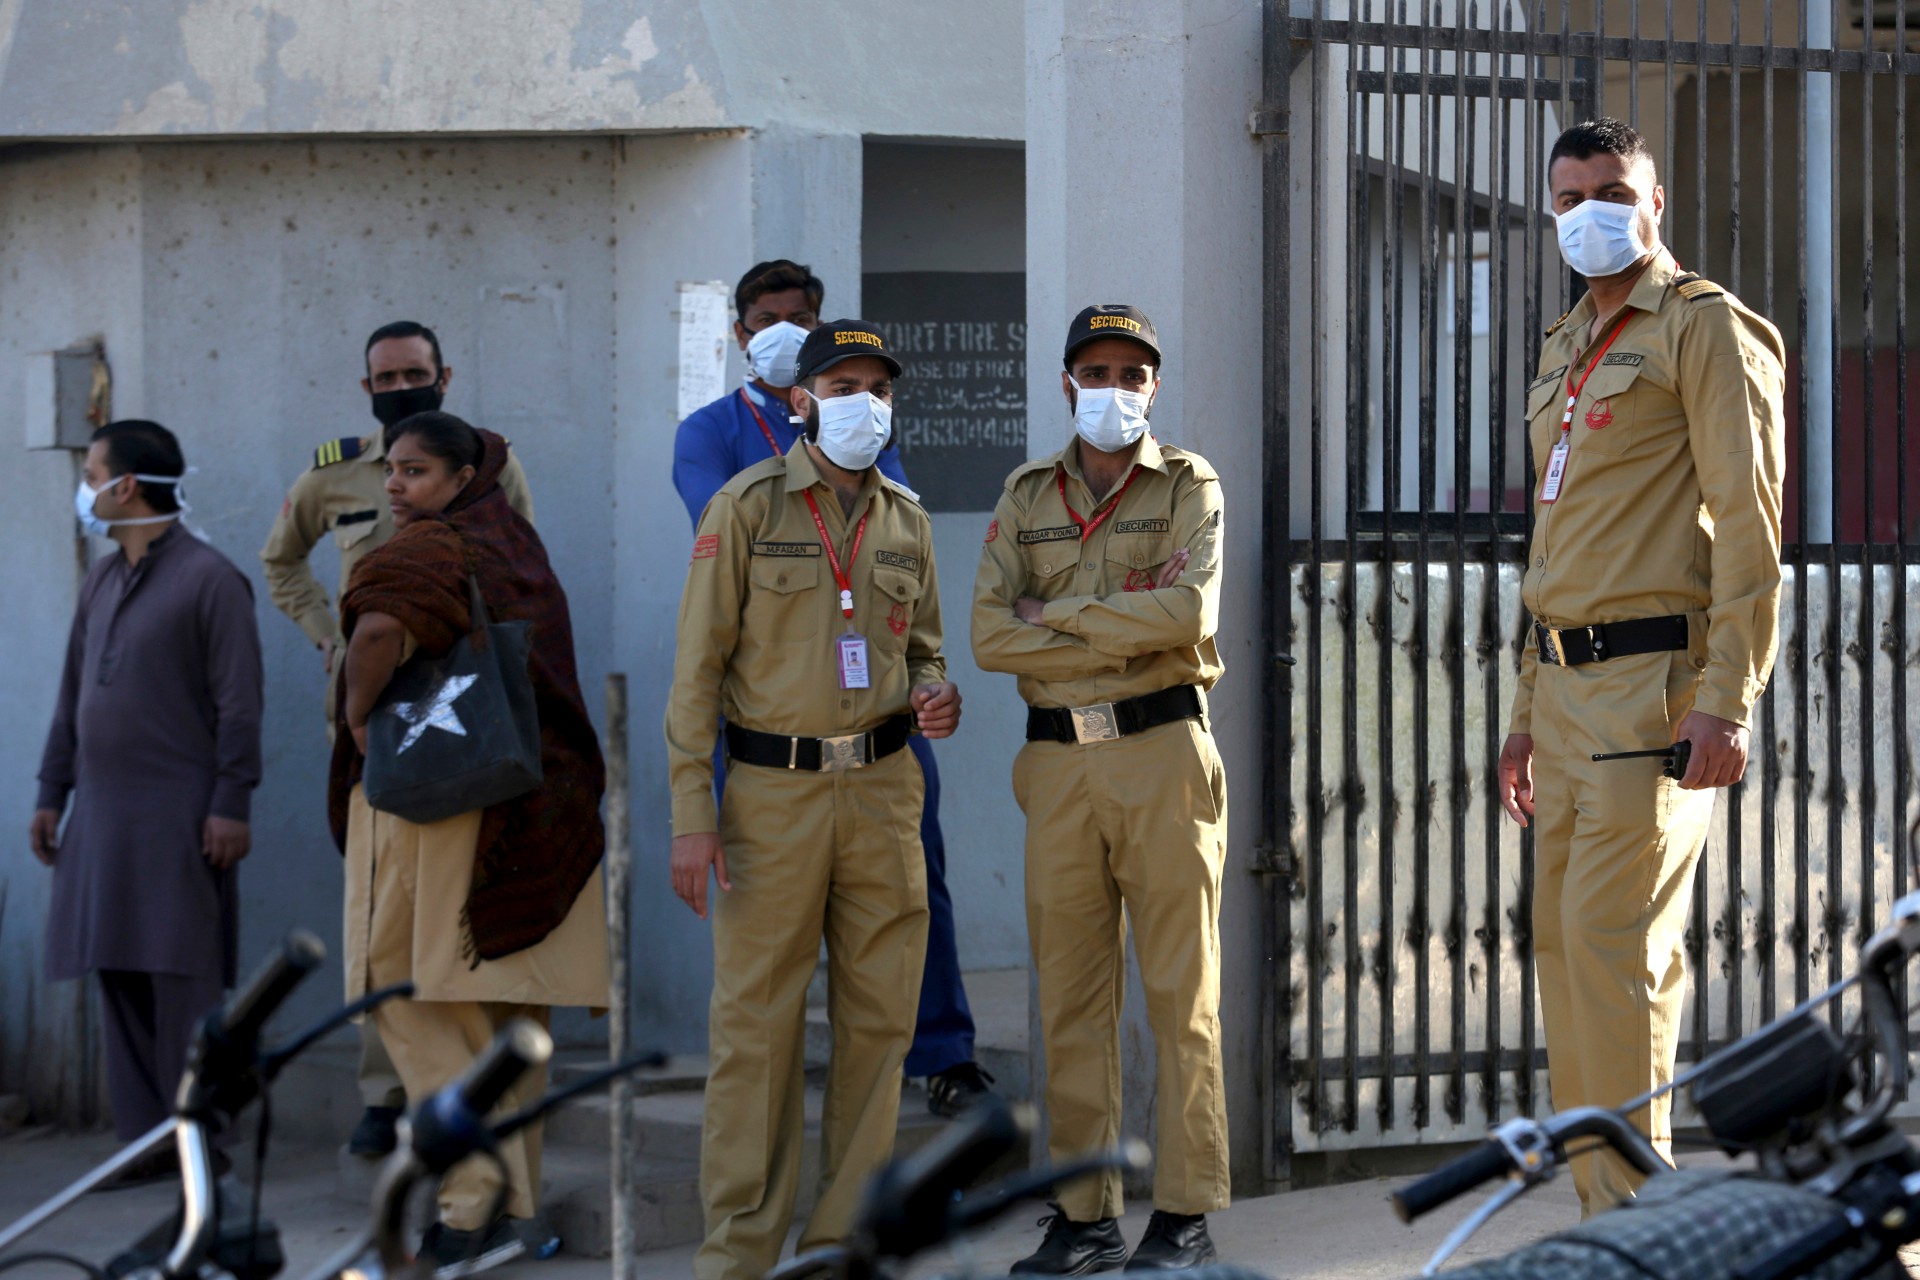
[1534,556,1545,568]
[1085,562,1096,571]
[1041,563,1051,574]
[1133,555,1144,566]
[776,574,788,586]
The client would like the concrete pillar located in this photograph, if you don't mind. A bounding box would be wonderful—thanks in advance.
[1025,0,1268,1199]
[611,124,865,1051]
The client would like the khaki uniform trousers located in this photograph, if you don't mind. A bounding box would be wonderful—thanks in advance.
[373,1000,551,1229]
[1016,717,1231,1222]
[1530,648,1716,1215]
[357,1019,407,1110]
[696,745,929,1280]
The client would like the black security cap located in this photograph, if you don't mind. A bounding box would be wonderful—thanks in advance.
[1062,304,1162,369]
[796,319,904,382]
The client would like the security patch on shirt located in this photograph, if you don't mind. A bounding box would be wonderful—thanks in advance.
[751,542,823,557]
[874,550,920,572]
[1017,526,1078,545]
[1601,352,1645,367]
[1114,519,1170,534]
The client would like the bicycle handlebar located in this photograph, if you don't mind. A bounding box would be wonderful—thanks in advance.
[1391,1108,1666,1224]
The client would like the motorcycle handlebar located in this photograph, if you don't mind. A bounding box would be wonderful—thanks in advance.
[209,930,326,1054]
[1392,1108,1665,1224]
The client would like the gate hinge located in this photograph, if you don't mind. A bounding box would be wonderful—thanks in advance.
[1250,844,1297,880]
[1248,108,1289,139]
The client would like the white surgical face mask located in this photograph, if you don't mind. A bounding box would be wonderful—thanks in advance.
[1554,197,1656,279]
[74,472,188,538]
[1069,375,1155,453]
[746,321,809,389]
[807,389,893,471]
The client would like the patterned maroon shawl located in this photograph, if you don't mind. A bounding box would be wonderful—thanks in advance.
[328,429,605,961]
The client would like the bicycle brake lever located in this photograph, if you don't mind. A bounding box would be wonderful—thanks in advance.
[1420,1176,1530,1276]
[1419,1118,1559,1277]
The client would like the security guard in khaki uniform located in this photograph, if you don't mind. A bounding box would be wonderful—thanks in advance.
[259,320,532,1158]
[1497,121,1785,1215]
[973,305,1229,1273]
[665,320,960,1280]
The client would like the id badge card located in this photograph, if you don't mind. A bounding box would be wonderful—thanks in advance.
[837,631,871,689]
[1539,434,1572,504]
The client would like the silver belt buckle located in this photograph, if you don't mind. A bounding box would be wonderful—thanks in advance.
[1069,703,1121,744]
[1539,626,1567,667]
[817,732,868,772]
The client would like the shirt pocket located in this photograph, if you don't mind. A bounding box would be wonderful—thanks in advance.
[870,568,923,652]
[1022,541,1079,593]
[746,557,820,642]
[1573,361,1644,456]
[332,510,381,552]
[1105,533,1175,592]
[1525,374,1565,465]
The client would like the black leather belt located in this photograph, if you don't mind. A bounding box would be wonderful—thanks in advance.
[1026,685,1204,745]
[725,715,912,772]
[1534,614,1688,667]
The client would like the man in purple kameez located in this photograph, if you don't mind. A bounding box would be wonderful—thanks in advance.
[30,420,263,1182]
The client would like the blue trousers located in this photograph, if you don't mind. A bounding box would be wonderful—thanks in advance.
[710,732,975,1076]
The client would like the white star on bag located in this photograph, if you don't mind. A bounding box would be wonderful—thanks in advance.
[389,673,479,753]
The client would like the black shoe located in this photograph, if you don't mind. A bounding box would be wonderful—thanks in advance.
[420,1217,527,1279]
[1010,1204,1128,1275]
[926,1062,999,1118]
[1125,1211,1217,1271]
[348,1104,402,1157]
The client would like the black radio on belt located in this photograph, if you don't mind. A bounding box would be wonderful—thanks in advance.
[1591,741,1691,780]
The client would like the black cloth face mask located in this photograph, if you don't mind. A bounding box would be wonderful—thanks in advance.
[370,382,445,429]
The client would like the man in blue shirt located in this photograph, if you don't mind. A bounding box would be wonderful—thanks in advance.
[672,260,993,1117]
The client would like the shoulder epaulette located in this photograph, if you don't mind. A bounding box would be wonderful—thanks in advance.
[1543,310,1572,337]
[1672,272,1725,302]
[1006,456,1059,491]
[718,453,788,499]
[879,475,925,508]
[1157,443,1219,482]
[312,436,366,469]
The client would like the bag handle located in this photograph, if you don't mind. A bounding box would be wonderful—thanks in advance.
[451,526,495,653]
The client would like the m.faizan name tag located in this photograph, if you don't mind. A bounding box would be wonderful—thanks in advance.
[1540,434,1572,503]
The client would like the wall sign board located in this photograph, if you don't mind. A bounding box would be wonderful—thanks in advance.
[863,271,1026,513]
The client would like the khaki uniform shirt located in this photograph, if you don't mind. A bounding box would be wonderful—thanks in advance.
[665,443,947,836]
[971,433,1224,709]
[1511,249,1786,733]
[259,428,535,649]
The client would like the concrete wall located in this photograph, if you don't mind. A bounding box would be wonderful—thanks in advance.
[1026,0,1272,1197]
[0,1,1022,143]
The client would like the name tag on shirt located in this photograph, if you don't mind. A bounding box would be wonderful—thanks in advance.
[1539,436,1571,504]
[838,632,871,690]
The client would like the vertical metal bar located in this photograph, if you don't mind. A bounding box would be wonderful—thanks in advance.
[1384,0,1415,1135]
[1822,0,1845,1025]
[1448,3,1478,1128]
[1345,0,1385,1139]
[1483,0,1516,1128]
[1694,0,1708,265]
[1794,0,1813,1012]
[1758,0,1779,1028]
[1662,0,1677,184]
[1720,0,1745,1053]
[1895,0,1914,950]
[1513,0,1547,1120]
[1628,0,1641,123]
[604,673,635,1280]
[1260,0,1298,1181]
[1412,2,1450,1128]
[1857,0,1880,1006]
[1306,0,1331,1139]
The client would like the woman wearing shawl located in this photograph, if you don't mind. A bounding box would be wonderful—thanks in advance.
[329,412,608,1276]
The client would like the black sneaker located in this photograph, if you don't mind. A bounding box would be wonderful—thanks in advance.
[420,1217,527,1279]
[348,1105,402,1157]
[1010,1204,1128,1275]
[926,1062,999,1118]
[1124,1211,1217,1271]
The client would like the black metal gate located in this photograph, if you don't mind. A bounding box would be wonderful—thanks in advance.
[1260,1,1920,1172]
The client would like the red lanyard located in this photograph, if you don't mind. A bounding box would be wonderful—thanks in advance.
[740,388,783,456]
[1559,311,1636,432]
[1057,465,1142,541]
[802,490,868,621]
